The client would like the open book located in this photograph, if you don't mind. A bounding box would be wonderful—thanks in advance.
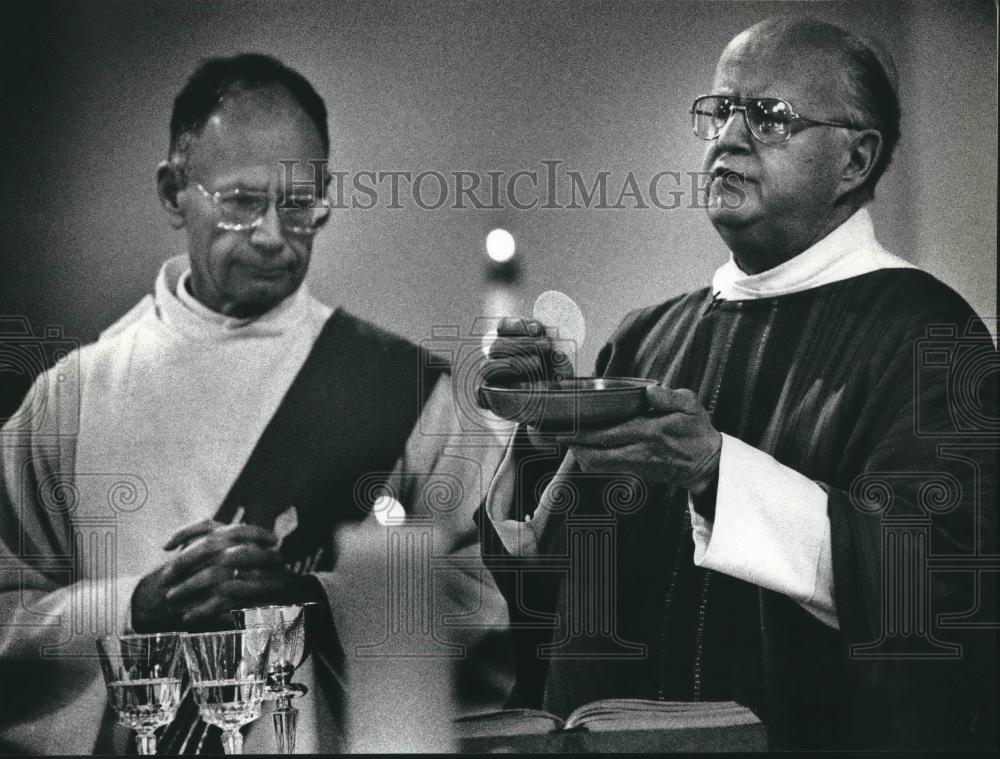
[455,699,765,752]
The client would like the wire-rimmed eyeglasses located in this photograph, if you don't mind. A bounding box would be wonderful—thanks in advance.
[691,95,865,145]
[190,180,331,235]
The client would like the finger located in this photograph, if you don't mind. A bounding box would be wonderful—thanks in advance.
[167,564,238,604]
[646,385,701,414]
[484,365,547,388]
[490,331,549,349]
[163,519,224,550]
[486,346,548,369]
[172,523,278,557]
[170,563,291,611]
[572,442,650,475]
[483,352,548,386]
[548,348,575,380]
[556,427,617,447]
[211,523,278,544]
[164,527,278,583]
[166,547,285,602]
[571,443,620,473]
[487,338,551,365]
[487,340,573,388]
[497,316,545,338]
[181,593,241,628]
[554,415,652,447]
[180,574,290,625]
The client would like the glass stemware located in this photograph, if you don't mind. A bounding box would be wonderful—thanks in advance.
[95,632,185,755]
[231,603,318,754]
[180,628,273,754]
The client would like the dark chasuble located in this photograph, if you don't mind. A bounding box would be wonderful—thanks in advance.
[480,269,997,750]
[159,310,446,754]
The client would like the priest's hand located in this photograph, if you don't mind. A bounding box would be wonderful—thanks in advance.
[163,564,324,632]
[555,385,721,494]
[131,523,310,633]
[480,316,575,390]
[480,316,576,450]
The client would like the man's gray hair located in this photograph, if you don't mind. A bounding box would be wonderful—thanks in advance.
[748,17,901,201]
[836,27,900,201]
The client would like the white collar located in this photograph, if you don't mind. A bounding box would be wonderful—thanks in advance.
[154,255,310,339]
[711,207,916,300]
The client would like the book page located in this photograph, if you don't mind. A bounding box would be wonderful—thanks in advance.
[564,699,762,732]
[453,708,565,737]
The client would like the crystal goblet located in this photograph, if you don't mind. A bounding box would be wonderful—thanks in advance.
[180,628,272,754]
[231,603,318,753]
[95,632,185,755]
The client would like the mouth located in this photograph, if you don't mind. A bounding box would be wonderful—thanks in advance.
[243,264,292,279]
[711,166,748,183]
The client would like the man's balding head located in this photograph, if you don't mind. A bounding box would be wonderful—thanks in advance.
[720,18,899,200]
[168,53,330,170]
[156,55,329,319]
[701,17,897,272]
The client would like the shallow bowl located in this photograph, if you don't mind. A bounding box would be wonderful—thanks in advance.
[478,377,658,430]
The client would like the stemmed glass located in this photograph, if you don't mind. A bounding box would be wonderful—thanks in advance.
[180,628,273,754]
[95,632,185,755]
[231,603,318,754]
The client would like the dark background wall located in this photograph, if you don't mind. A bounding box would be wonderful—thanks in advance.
[1,0,996,417]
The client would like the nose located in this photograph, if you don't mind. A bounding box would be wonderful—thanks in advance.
[714,106,753,153]
[249,200,284,251]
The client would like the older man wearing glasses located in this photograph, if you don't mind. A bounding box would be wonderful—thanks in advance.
[0,54,512,754]
[480,17,996,750]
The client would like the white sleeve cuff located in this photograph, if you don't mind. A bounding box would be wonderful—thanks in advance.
[689,433,838,629]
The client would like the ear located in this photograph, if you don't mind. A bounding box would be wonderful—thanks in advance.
[156,161,187,229]
[838,128,883,198]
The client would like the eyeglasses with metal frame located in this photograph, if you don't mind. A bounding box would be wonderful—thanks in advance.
[691,95,865,145]
[189,179,331,235]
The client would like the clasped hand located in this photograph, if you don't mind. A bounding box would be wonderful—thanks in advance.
[131,520,314,633]
[484,316,721,492]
